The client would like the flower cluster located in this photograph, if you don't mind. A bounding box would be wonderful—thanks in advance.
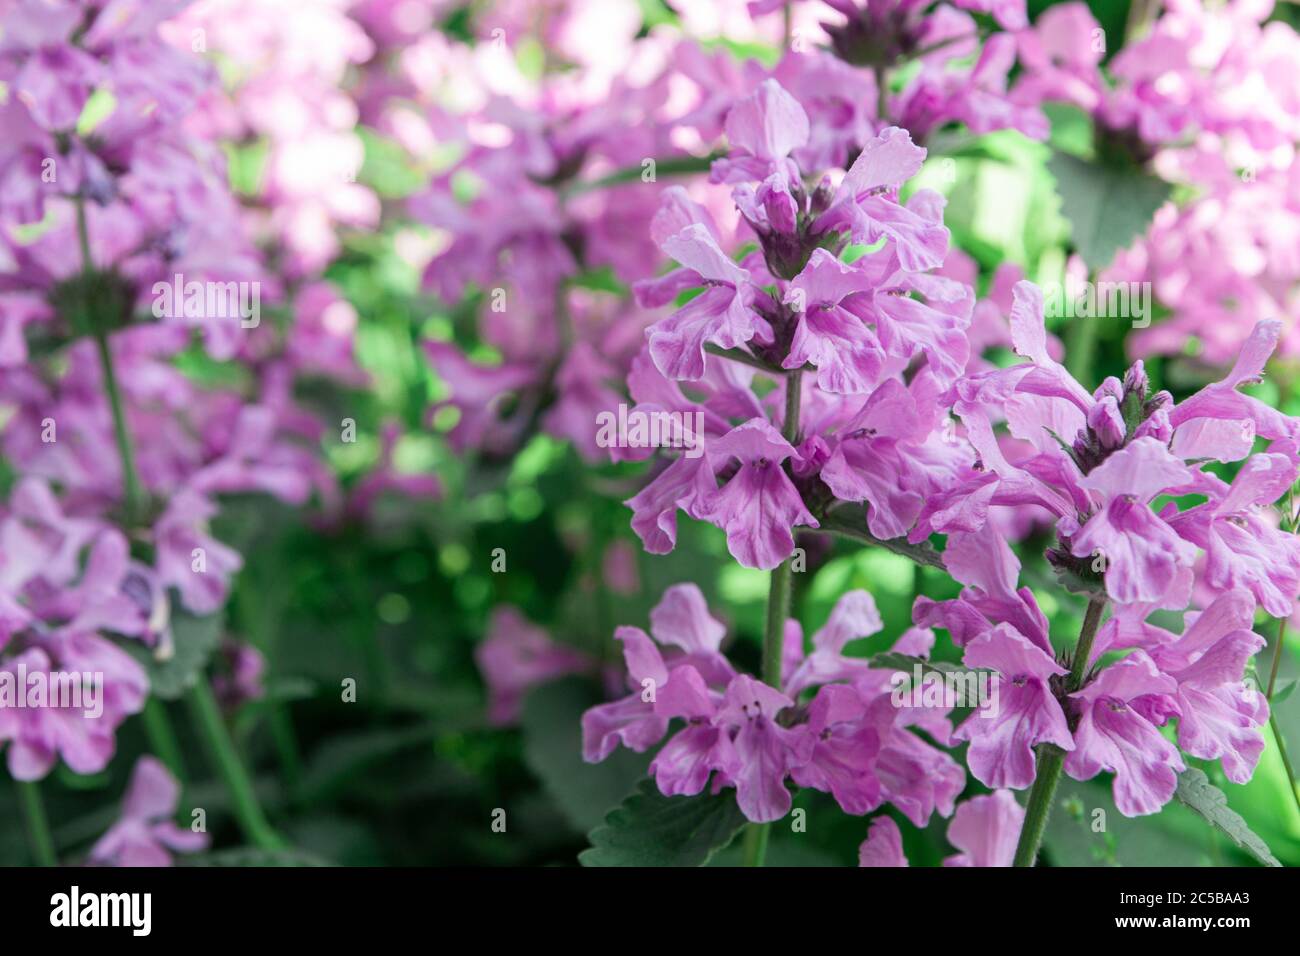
[584,584,963,826]
[627,79,974,570]
[920,288,1293,814]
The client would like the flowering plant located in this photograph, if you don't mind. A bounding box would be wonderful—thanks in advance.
[1,0,1298,874]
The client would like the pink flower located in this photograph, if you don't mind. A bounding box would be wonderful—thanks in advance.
[1148,590,1270,784]
[585,586,965,826]
[475,608,593,726]
[699,419,819,570]
[954,624,1072,791]
[1064,653,1185,817]
[644,222,769,382]
[1067,437,1197,607]
[858,815,908,867]
[153,489,244,616]
[711,674,813,822]
[89,757,208,866]
[943,789,1025,867]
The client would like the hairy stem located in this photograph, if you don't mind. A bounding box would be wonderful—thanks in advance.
[1013,595,1107,867]
[17,780,57,866]
[744,371,804,867]
[186,678,285,850]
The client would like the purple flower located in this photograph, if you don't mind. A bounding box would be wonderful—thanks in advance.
[1065,653,1185,817]
[858,815,908,867]
[1166,454,1300,617]
[585,585,965,826]
[914,523,1052,651]
[954,624,1072,791]
[816,126,950,272]
[711,674,813,822]
[476,607,593,727]
[785,590,883,695]
[154,489,244,616]
[699,419,818,570]
[788,683,885,814]
[89,757,208,867]
[1067,437,1197,607]
[1148,590,1269,784]
[943,789,1025,867]
[644,222,771,382]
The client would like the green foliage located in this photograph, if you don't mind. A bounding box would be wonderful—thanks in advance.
[580,780,749,867]
[521,678,648,832]
[1174,769,1281,867]
[1047,150,1172,271]
[128,606,224,700]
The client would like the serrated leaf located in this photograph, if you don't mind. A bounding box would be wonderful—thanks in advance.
[128,605,223,700]
[520,678,648,833]
[580,779,748,867]
[1173,768,1281,867]
[1048,151,1171,270]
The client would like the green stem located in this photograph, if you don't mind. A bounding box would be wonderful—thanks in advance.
[1013,595,1107,867]
[744,371,804,868]
[1065,272,1100,385]
[17,780,57,866]
[741,819,771,868]
[77,197,144,525]
[1065,313,1098,385]
[1269,713,1300,819]
[1266,616,1300,817]
[268,704,304,797]
[1267,616,1287,700]
[94,331,145,525]
[186,678,285,850]
[75,195,92,273]
[563,153,721,196]
[704,343,783,374]
[141,697,186,783]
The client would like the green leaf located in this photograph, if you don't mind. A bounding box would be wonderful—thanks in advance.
[1047,150,1171,271]
[1174,768,1282,867]
[1045,776,1213,867]
[580,779,748,867]
[867,652,987,679]
[520,678,648,833]
[297,725,440,805]
[1273,678,1297,704]
[128,605,223,700]
[181,847,331,867]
